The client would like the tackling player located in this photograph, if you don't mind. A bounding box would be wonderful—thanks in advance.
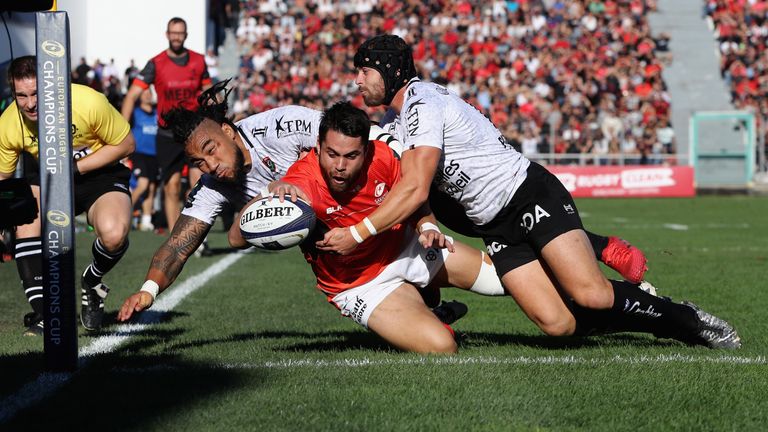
[0,56,135,334]
[320,35,740,349]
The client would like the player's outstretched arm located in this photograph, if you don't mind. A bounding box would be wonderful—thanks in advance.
[118,215,211,321]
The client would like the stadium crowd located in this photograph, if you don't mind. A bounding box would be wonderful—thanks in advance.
[57,0,687,231]
[230,0,676,165]
[705,0,768,144]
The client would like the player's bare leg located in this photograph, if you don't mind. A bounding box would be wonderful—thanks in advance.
[81,191,132,331]
[500,260,577,336]
[366,283,457,354]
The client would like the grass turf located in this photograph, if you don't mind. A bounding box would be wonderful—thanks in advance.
[1,196,767,431]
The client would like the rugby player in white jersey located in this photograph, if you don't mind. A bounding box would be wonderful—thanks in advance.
[319,35,740,349]
[117,86,500,328]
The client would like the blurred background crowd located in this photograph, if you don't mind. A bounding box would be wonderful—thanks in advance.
[70,0,687,167]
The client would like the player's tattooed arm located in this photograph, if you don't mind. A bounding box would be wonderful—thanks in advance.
[146,214,212,290]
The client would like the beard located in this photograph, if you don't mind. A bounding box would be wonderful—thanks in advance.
[168,42,186,56]
[231,146,247,184]
[360,83,387,107]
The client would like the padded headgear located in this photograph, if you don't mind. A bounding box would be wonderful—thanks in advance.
[354,35,418,105]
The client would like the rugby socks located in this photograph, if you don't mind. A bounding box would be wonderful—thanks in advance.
[82,238,129,287]
[586,231,609,260]
[15,237,44,317]
[572,280,699,339]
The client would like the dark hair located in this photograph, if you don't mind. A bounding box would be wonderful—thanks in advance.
[167,17,187,31]
[7,55,36,88]
[162,78,234,145]
[318,101,371,148]
[353,35,418,105]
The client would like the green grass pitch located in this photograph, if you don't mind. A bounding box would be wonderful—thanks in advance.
[1,196,767,430]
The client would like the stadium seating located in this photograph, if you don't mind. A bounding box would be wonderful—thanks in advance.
[232,0,674,165]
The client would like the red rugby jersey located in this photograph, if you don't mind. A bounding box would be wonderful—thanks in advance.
[281,140,407,296]
[132,50,211,127]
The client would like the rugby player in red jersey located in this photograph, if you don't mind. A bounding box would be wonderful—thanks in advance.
[227,101,500,353]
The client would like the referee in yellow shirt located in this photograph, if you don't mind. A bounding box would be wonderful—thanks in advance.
[0,56,135,334]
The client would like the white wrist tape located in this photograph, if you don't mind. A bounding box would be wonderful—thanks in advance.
[140,280,160,300]
[362,217,378,236]
[420,222,440,233]
[349,225,364,244]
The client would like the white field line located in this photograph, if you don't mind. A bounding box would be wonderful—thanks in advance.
[663,223,689,231]
[0,253,244,424]
[106,354,768,374]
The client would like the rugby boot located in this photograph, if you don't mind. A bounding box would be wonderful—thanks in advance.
[22,312,44,336]
[81,276,109,331]
[432,300,468,325]
[682,301,741,349]
[602,236,648,283]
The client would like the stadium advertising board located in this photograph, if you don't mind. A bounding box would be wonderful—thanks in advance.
[547,166,695,198]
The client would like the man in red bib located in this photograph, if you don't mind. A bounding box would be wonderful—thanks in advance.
[122,17,212,231]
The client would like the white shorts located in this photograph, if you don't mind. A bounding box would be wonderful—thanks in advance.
[330,231,450,328]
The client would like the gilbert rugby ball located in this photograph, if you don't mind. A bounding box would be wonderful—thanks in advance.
[239,196,316,250]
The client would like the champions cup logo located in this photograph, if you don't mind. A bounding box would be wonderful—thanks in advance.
[47,210,70,227]
[41,40,66,58]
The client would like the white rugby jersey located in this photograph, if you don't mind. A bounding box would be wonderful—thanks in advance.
[181,105,321,225]
[181,105,401,225]
[393,79,530,225]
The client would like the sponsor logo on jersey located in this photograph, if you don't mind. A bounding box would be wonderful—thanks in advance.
[275,115,312,139]
[326,205,342,215]
[374,182,386,197]
[435,159,472,199]
[406,99,425,136]
[486,241,507,256]
[563,204,575,214]
[520,205,551,233]
[251,126,268,137]
[261,156,277,174]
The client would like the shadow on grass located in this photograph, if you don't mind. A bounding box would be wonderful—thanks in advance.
[4,354,258,431]
[158,329,682,354]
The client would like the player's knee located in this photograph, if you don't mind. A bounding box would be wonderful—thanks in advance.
[566,280,614,310]
[422,332,457,354]
[97,222,129,251]
[537,316,576,337]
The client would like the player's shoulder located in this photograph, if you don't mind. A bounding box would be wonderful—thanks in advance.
[0,102,19,125]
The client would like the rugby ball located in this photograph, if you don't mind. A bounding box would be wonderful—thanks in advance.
[239,196,316,250]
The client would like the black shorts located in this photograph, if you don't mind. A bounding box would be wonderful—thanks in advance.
[131,153,160,182]
[74,163,131,215]
[474,162,584,276]
[21,152,40,186]
[156,127,187,182]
